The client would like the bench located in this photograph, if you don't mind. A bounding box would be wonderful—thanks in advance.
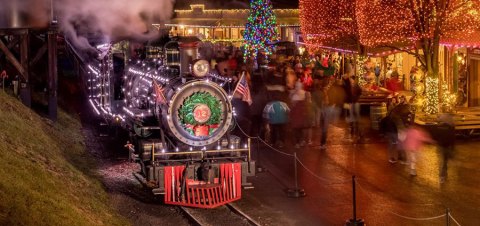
[415,112,480,130]
[358,92,389,105]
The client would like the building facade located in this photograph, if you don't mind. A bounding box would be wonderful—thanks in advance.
[155,4,300,46]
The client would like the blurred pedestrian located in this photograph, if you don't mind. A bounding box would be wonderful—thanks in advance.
[250,76,269,139]
[433,113,455,183]
[350,76,363,141]
[401,124,434,176]
[380,104,408,164]
[316,77,344,150]
[294,59,303,74]
[263,97,290,148]
[342,64,362,140]
[300,68,314,92]
[305,92,315,146]
[285,65,297,90]
[311,79,323,127]
[289,81,313,148]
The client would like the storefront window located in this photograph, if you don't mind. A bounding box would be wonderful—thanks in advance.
[214,28,223,39]
[231,28,239,39]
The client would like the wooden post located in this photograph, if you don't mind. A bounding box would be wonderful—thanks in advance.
[48,23,58,121]
[20,32,31,107]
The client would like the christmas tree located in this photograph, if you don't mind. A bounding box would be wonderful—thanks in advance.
[243,0,279,62]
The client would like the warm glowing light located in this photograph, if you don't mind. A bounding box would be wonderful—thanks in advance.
[441,84,457,113]
[299,0,358,52]
[425,77,439,114]
[243,0,279,62]
[299,0,480,49]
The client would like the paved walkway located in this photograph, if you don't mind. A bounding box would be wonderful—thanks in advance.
[235,122,480,226]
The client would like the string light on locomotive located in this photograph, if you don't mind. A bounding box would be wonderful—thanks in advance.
[88,40,254,208]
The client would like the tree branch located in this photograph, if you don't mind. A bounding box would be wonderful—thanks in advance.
[380,44,427,70]
[381,45,418,57]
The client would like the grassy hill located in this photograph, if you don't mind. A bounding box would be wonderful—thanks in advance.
[0,91,128,226]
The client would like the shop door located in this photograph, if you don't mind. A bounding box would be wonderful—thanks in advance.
[469,57,480,107]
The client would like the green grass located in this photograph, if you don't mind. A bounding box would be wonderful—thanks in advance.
[0,91,128,226]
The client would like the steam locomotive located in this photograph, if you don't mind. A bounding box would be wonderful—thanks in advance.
[86,37,255,208]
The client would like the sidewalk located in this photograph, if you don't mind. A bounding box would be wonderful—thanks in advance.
[234,122,479,225]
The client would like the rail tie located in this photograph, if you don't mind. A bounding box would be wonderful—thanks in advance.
[178,204,261,226]
[179,206,204,226]
[226,203,262,226]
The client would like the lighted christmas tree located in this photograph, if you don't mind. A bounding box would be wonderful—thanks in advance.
[243,0,279,62]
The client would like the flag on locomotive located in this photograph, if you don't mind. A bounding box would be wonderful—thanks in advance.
[233,72,252,105]
[153,80,166,104]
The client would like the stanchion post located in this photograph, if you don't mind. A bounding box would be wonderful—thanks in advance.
[345,175,364,226]
[287,152,306,198]
[353,175,356,221]
[446,208,450,226]
[256,138,265,173]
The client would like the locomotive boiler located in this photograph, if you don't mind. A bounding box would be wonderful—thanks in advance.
[87,38,255,208]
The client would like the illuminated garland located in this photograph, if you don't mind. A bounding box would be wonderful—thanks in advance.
[424,77,439,114]
[441,84,457,113]
[243,0,279,62]
[356,55,368,87]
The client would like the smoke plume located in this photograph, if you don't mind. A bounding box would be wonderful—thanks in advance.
[0,0,175,50]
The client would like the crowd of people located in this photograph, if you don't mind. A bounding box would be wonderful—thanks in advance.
[221,51,365,151]
[213,47,455,183]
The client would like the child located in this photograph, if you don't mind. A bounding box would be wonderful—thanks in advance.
[401,124,434,176]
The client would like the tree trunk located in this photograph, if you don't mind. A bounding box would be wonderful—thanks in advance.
[421,38,441,114]
[432,36,440,78]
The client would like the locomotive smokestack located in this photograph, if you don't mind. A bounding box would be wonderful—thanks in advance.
[178,37,201,77]
[0,0,22,28]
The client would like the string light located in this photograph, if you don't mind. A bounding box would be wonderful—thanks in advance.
[243,0,279,62]
[300,0,480,49]
[425,77,439,114]
[355,0,415,47]
[300,0,479,115]
[299,0,358,51]
[441,84,457,113]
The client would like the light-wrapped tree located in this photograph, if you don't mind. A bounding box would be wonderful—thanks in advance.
[301,0,480,113]
[243,0,279,62]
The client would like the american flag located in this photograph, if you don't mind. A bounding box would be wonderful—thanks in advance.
[153,80,166,104]
[234,72,252,105]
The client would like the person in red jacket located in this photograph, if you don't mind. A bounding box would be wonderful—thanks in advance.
[386,72,403,94]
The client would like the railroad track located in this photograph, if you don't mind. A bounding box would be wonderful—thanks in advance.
[179,203,261,226]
